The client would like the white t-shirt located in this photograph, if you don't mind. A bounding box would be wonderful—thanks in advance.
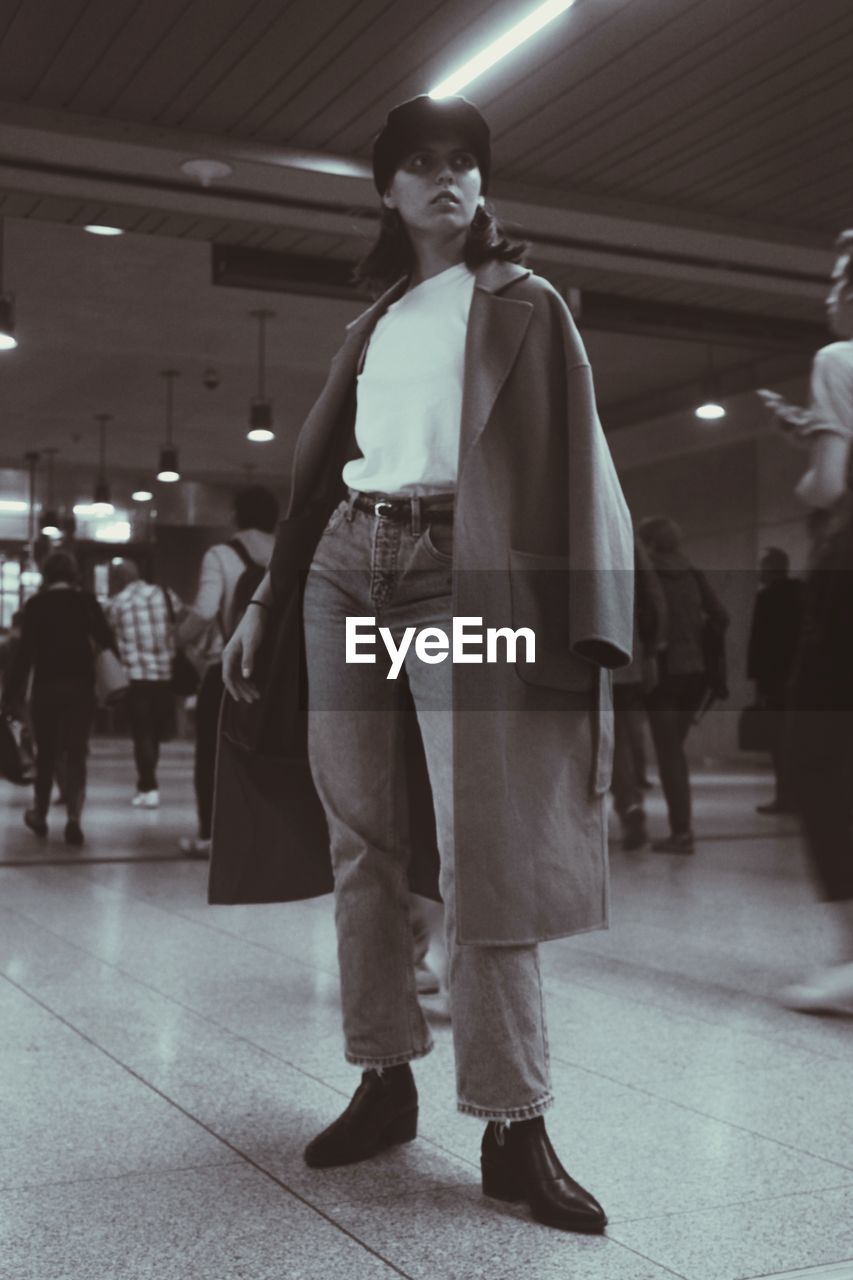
[342,262,476,495]
[810,341,853,438]
[188,529,275,664]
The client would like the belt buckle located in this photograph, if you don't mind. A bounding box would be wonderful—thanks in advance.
[373,500,394,519]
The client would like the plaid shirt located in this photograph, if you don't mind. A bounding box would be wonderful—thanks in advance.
[108,582,179,681]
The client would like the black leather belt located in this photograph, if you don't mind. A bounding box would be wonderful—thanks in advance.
[351,492,455,524]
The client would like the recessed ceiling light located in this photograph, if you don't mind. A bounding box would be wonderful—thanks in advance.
[695,402,726,421]
[84,225,125,236]
[247,428,275,442]
[430,0,576,98]
[132,490,153,502]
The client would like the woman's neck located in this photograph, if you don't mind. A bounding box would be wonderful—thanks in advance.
[408,235,467,289]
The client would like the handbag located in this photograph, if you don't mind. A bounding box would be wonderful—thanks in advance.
[92,645,129,707]
[161,587,200,696]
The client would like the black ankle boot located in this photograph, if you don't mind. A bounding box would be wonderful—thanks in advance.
[481,1117,607,1233]
[304,1064,418,1169]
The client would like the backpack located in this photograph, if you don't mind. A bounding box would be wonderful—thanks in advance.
[225,539,266,640]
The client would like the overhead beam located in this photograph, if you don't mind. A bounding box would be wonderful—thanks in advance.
[577,292,828,351]
[0,101,834,304]
[601,350,814,432]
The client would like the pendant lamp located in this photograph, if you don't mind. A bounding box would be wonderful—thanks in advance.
[0,219,17,352]
[41,447,61,536]
[695,346,726,421]
[92,415,114,514]
[247,309,276,441]
[157,370,181,481]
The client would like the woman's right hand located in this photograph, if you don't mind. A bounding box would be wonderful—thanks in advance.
[222,605,267,703]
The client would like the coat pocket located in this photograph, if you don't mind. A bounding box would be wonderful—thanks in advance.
[508,548,594,693]
[509,549,613,794]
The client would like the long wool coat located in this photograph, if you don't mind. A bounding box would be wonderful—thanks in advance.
[209,258,634,946]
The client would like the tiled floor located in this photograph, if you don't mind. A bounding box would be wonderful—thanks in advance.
[1,740,852,1280]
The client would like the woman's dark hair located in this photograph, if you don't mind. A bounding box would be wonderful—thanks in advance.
[41,549,79,586]
[233,484,279,533]
[353,203,528,298]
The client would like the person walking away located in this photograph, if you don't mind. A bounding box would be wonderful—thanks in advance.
[638,516,729,854]
[220,95,634,1233]
[758,228,853,1014]
[746,548,805,814]
[612,539,667,850]
[177,485,278,856]
[2,550,114,845]
[108,559,182,808]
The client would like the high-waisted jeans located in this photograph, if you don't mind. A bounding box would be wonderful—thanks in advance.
[302,496,552,1120]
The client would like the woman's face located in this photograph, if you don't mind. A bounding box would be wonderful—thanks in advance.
[383,134,482,241]
[826,253,853,339]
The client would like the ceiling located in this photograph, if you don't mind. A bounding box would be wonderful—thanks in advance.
[0,0,850,492]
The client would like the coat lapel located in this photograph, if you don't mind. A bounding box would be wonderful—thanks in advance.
[290,261,532,508]
[459,261,533,472]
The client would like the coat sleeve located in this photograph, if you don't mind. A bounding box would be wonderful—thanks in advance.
[560,308,634,670]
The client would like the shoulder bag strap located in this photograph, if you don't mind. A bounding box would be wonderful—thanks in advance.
[227,537,259,569]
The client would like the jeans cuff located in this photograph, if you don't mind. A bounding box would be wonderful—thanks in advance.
[457,1091,554,1122]
[345,1041,434,1069]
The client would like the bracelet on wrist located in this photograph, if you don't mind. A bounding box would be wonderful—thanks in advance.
[248,599,269,610]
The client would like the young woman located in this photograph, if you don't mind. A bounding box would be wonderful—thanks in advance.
[220,95,634,1233]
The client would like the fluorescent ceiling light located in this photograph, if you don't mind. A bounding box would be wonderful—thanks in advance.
[94,521,132,543]
[275,152,371,179]
[84,225,125,236]
[430,0,575,98]
[73,502,116,516]
[695,402,726,421]
[0,499,28,513]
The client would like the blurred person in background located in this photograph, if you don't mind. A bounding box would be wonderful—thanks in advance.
[177,485,278,857]
[1,550,114,845]
[108,559,182,809]
[0,610,34,781]
[758,228,853,1014]
[638,516,729,854]
[611,540,667,851]
[746,547,805,815]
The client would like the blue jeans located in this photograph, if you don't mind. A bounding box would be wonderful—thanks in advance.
[302,495,552,1120]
